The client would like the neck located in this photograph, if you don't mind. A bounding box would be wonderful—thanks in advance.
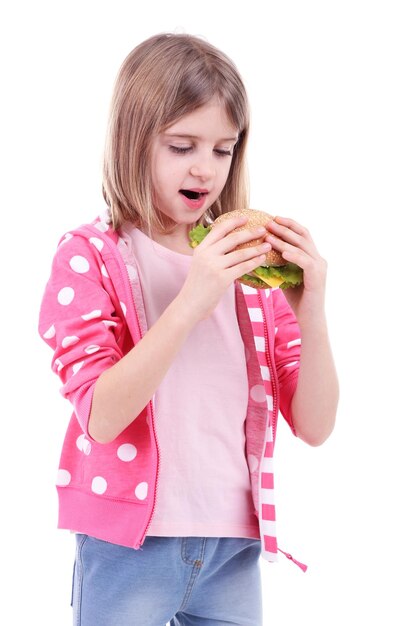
[148,226,194,255]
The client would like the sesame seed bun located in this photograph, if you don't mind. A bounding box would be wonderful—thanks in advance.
[213,208,285,266]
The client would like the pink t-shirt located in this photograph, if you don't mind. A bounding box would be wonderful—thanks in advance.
[129,227,260,539]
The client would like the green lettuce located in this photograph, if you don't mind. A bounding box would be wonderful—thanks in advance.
[254,264,303,289]
[189,224,211,248]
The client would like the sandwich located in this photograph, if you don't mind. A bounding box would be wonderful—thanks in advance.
[189,208,303,290]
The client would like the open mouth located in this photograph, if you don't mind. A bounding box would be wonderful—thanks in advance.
[180,189,208,200]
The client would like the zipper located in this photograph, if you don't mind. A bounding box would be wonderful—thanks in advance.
[93,225,161,551]
[256,291,307,573]
[257,291,279,436]
[278,548,308,572]
[136,397,160,548]
[76,224,161,551]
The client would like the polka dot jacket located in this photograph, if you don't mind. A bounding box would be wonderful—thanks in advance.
[38,212,305,569]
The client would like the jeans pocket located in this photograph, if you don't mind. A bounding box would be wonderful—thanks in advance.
[72,534,88,624]
[70,559,76,607]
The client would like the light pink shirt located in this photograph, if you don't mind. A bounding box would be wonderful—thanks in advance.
[130,227,259,538]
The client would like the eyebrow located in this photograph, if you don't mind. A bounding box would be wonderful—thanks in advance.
[163,133,239,142]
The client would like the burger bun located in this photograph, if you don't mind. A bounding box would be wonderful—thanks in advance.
[213,208,285,266]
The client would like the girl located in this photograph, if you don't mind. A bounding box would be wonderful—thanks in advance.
[39,33,338,626]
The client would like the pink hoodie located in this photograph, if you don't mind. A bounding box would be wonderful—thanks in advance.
[38,212,306,570]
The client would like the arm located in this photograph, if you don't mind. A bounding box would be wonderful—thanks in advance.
[89,295,198,442]
[266,217,339,446]
[89,217,273,443]
[291,313,338,446]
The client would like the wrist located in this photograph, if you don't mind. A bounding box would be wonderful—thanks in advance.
[169,292,203,328]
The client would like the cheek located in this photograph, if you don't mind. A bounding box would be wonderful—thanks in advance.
[152,159,177,191]
[161,157,184,184]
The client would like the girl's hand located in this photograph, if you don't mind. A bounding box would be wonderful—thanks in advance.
[179,216,272,321]
[265,216,328,326]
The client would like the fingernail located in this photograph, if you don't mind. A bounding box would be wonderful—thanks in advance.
[260,242,271,251]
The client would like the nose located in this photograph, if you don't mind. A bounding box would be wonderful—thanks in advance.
[190,155,215,181]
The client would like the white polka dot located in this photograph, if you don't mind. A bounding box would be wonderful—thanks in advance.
[101,264,109,278]
[103,320,117,328]
[72,361,84,375]
[76,434,91,455]
[43,324,55,339]
[70,255,90,274]
[250,385,266,403]
[275,327,279,335]
[247,454,259,472]
[95,221,109,232]
[82,440,92,455]
[91,476,107,494]
[120,302,127,316]
[58,287,75,305]
[59,233,73,245]
[135,482,148,500]
[287,339,301,349]
[85,345,100,354]
[126,265,138,280]
[56,469,71,486]
[89,237,104,251]
[62,335,80,348]
[265,289,271,298]
[54,358,64,372]
[82,310,101,320]
[117,443,137,462]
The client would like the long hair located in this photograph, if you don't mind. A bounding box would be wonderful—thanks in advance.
[102,33,250,231]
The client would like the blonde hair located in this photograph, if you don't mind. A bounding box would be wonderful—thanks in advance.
[102,33,250,231]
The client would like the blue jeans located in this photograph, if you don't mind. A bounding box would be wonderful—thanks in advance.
[72,534,262,625]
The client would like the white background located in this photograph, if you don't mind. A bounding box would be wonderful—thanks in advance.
[1,1,416,624]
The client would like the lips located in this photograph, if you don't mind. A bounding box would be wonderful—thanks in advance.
[179,189,209,200]
[179,188,209,210]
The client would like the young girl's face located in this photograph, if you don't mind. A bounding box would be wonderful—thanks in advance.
[150,99,239,233]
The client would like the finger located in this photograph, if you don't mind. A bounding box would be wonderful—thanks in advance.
[226,252,268,283]
[206,222,269,255]
[277,243,310,268]
[266,220,318,258]
[199,216,249,247]
[218,226,269,255]
[270,216,311,238]
[266,234,318,266]
[223,241,272,269]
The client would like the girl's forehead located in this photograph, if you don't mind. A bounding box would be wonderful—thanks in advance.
[164,100,239,139]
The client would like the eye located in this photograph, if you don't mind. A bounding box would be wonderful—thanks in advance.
[214,148,233,157]
[169,145,192,154]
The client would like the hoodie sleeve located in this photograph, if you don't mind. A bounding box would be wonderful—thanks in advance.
[38,233,127,439]
[272,289,301,434]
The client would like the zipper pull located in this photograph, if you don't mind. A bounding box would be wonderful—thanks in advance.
[278,548,308,572]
